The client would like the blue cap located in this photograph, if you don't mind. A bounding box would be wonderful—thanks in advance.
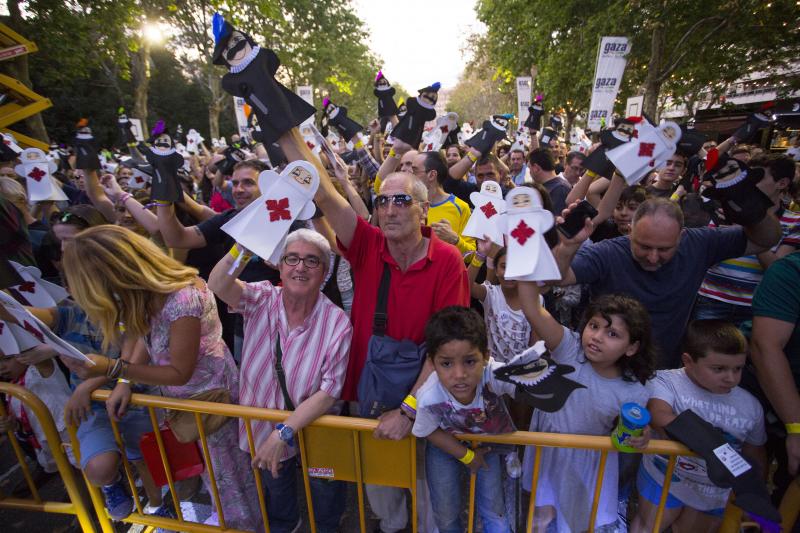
[620,402,651,430]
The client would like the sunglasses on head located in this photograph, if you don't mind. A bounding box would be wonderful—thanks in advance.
[374,194,414,209]
[50,211,89,227]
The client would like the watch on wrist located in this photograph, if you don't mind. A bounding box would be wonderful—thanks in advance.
[275,423,294,443]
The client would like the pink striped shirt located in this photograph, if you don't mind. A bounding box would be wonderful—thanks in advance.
[235,281,352,459]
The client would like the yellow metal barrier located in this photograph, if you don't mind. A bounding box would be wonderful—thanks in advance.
[0,382,98,532]
[6,384,794,533]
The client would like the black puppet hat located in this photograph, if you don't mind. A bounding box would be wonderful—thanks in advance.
[212,13,257,66]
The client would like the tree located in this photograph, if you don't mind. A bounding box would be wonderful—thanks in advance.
[474,0,800,125]
[446,62,516,127]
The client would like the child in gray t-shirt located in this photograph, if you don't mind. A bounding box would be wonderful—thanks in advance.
[633,320,766,533]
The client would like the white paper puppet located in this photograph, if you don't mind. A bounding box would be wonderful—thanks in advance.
[221,160,320,264]
[0,320,21,356]
[1,132,23,161]
[7,261,68,307]
[503,187,561,282]
[606,121,682,185]
[421,112,459,152]
[15,148,68,202]
[185,129,204,154]
[462,180,507,246]
[0,291,91,362]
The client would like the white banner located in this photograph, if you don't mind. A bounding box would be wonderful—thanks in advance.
[129,118,144,142]
[516,77,532,126]
[587,36,631,132]
[233,97,250,138]
[296,85,314,126]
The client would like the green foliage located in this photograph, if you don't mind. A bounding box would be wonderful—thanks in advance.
[446,63,516,126]
[473,0,800,122]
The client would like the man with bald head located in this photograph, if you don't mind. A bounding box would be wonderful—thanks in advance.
[554,197,781,367]
[314,164,469,532]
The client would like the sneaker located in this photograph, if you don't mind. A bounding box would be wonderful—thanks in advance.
[144,502,176,519]
[101,478,133,520]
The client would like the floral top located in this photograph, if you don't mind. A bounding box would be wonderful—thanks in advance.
[145,280,239,401]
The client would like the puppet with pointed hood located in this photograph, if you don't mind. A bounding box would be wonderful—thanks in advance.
[212,13,316,146]
[143,120,184,203]
[373,70,398,118]
[390,82,440,147]
[322,97,364,143]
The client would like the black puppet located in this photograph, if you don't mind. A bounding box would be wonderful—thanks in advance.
[390,82,440,147]
[374,70,398,118]
[117,108,137,150]
[144,120,184,203]
[466,114,512,156]
[213,13,316,146]
[74,118,101,170]
[582,117,640,179]
[524,94,544,131]
[702,151,772,226]
[493,343,585,413]
[322,97,364,143]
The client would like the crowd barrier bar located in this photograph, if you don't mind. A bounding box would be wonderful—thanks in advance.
[0,382,97,532]
[3,383,795,533]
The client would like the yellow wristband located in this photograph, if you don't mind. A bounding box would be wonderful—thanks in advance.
[402,394,417,411]
[467,151,478,163]
[117,378,131,385]
[786,423,800,434]
[354,139,365,149]
[470,257,485,268]
[229,244,251,261]
[459,448,475,465]
[388,147,397,158]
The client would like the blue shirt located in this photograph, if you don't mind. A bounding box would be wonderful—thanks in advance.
[571,226,747,367]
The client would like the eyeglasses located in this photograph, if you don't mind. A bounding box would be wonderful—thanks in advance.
[282,254,322,269]
[374,194,415,209]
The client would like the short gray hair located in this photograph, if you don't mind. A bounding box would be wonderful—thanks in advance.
[380,171,428,203]
[283,228,332,271]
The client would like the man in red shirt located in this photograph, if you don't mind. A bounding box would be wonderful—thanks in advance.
[308,136,469,532]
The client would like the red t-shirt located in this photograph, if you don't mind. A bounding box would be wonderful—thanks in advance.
[338,216,470,401]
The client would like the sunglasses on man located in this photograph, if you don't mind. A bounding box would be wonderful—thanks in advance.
[374,194,415,209]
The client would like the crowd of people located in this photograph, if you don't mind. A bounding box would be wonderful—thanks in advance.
[2,20,800,533]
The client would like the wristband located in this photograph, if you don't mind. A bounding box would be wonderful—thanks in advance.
[117,193,132,206]
[400,394,417,417]
[470,256,485,268]
[354,139,365,150]
[228,244,252,262]
[474,251,487,261]
[154,199,172,206]
[459,448,475,465]
[388,147,397,159]
[787,423,800,434]
[467,151,478,163]
[117,378,131,385]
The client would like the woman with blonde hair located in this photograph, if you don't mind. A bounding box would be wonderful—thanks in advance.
[61,225,259,530]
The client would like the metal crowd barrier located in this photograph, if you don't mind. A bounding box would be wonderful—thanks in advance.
[3,382,798,533]
[0,383,96,531]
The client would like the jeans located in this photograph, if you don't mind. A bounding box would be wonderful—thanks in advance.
[691,295,752,327]
[260,455,345,533]
[425,443,511,533]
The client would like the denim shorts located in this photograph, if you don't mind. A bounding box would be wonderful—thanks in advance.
[637,464,725,517]
[76,405,154,469]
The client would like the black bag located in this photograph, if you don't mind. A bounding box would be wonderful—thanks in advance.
[357,264,426,418]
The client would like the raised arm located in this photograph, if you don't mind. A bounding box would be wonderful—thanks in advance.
[156,203,207,249]
[593,173,627,225]
[517,280,564,350]
[743,211,782,255]
[448,147,481,181]
[179,191,217,222]
[83,169,117,223]
[100,174,159,235]
[278,129,358,249]
[331,153,370,220]
[552,202,595,286]
[208,245,249,313]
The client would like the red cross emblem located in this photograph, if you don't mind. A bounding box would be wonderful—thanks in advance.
[480,201,498,218]
[638,142,655,158]
[28,166,46,182]
[23,321,44,343]
[266,198,291,222]
[135,176,144,184]
[440,125,449,133]
[511,220,535,245]
[18,281,35,293]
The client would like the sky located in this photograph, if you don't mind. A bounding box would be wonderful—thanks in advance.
[352,0,485,92]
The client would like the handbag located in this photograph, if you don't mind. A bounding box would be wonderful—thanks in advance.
[357,264,426,418]
[165,388,232,443]
[140,426,205,486]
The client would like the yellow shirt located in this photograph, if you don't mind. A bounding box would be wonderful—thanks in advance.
[428,193,476,257]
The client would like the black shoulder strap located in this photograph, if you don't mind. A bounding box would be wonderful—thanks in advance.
[274,335,295,411]
[372,263,391,336]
